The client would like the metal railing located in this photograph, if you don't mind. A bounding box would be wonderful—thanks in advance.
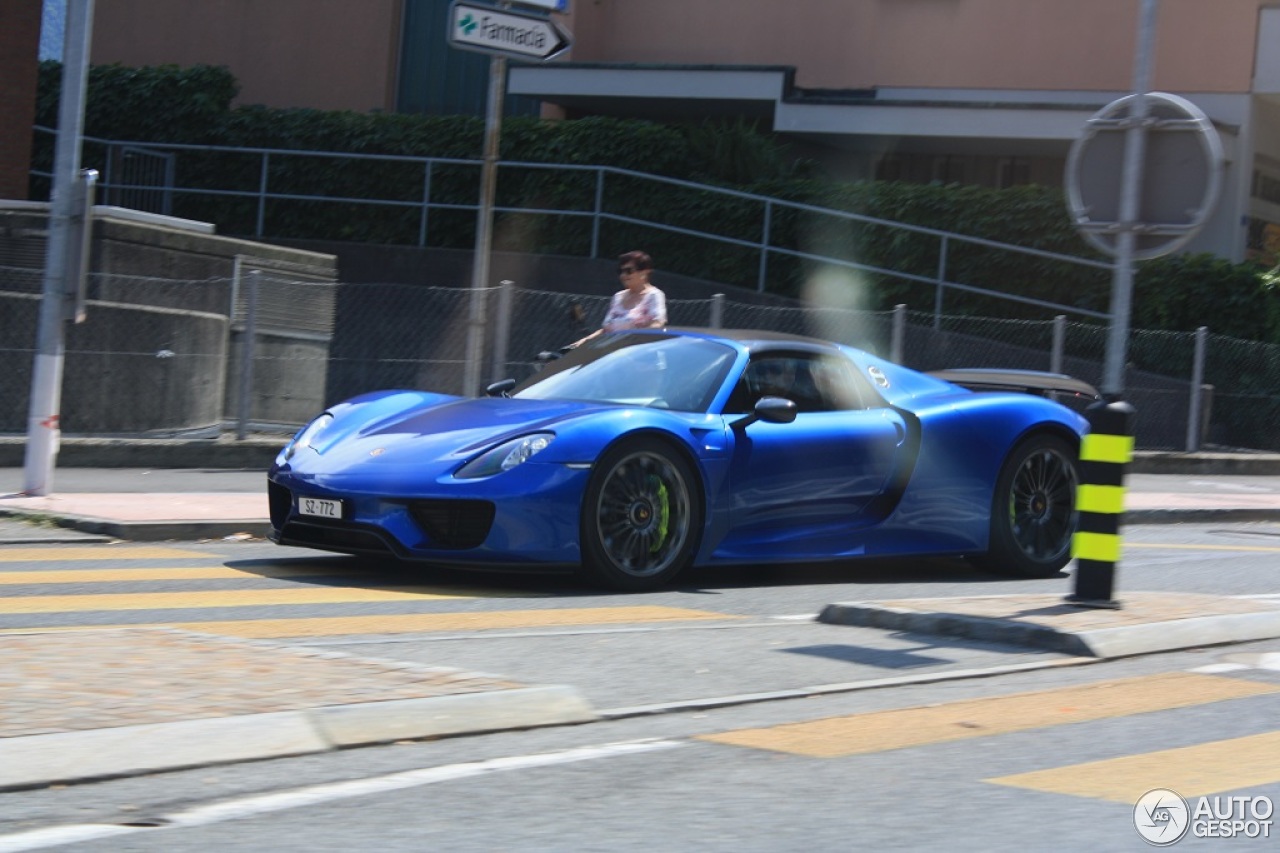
[4,268,1276,451]
[30,128,1113,324]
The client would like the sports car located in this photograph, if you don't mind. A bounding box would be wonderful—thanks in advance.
[268,328,1091,591]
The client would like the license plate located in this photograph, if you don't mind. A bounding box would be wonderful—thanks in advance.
[298,496,343,519]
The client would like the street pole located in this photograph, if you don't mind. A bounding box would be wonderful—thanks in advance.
[1102,0,1158,398]
[1068,0,1157,608]
[23,0,95,496]
[463,48,507,398]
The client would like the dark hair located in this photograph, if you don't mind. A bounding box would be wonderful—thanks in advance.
[617,250,653,271]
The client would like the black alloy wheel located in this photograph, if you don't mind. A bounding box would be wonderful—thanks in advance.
[579,437,702,591]
[976,433,1079,577]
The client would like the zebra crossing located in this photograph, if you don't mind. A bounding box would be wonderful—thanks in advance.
[0,545,736,638]
[698,669,1280,808]
[4,542,1279,810]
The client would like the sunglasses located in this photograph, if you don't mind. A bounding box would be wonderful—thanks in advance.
[618,266,638,274]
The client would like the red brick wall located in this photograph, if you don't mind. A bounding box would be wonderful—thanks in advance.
[0,0,43,200]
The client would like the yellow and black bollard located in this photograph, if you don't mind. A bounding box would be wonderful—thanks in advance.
[1067,398,1135,608]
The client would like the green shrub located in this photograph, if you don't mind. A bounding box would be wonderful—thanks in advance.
[30,61,1280,342]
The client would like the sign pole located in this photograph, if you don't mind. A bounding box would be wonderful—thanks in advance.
[24,0,95,496]
[1102,0,1158,398]
[447,0,571,394]
[463,49,506,397]
[1068,0,1158,608]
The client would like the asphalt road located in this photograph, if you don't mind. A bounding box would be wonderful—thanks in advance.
[1,523,1278,850]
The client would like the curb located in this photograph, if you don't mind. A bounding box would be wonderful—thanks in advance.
[1124,508,1280,524]
[1130,452,1280,476]
[0,686,598,792]
[0,438,284,470]
[0,509,272,542]
[816,598,1280,658]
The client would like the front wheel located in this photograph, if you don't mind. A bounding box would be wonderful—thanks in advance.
[579,438,703,591]
[974,433,1078,578]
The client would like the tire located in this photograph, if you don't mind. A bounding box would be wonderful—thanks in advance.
[974,433,1078,578]
[579,437,703,591]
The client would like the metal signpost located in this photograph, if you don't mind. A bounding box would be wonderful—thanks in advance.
[23,0,96,496]
[447,0,571,397]
[1063,0,1223,606]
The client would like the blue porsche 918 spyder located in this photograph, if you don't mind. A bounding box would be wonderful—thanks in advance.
[268,328,1092,591]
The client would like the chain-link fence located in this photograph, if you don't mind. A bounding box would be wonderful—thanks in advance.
[2,268,1277,450]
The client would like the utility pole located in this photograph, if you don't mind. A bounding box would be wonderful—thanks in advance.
[1101,0,1158,397]
[24,0,95,495]
[463,49,506,398]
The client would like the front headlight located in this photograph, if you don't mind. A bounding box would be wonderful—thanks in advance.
[455,433,555,479]
[282,413,334,461]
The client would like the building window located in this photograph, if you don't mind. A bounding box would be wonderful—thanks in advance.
[931,156,966,185]
[997,158,1031,189]
[1252,170,1280,205]
[876,155,904,182]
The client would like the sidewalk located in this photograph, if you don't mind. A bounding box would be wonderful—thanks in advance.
[1,456,1279,791]
[0,627,597,791]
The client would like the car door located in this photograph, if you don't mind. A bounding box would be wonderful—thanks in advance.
[721,353,910,553]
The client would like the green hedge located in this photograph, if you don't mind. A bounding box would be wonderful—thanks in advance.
[31,62,1280,342]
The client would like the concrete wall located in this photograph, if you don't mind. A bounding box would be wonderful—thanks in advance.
[1,291,228,434]
[0,206,337,434]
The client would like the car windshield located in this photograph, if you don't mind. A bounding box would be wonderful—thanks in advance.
[513,333,738,412]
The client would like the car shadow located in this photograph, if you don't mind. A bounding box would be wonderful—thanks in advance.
[222,555,595,597]
[222,553,1065,598]
[677,554,1070,590]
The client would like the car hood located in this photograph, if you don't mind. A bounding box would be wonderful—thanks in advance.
[293,395,615,474]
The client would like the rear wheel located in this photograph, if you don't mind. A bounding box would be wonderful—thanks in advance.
[579,438,702,591]
[975,433,1078,578]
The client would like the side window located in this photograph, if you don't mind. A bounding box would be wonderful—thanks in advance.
[810,355,873,411]
[724,353,873,414]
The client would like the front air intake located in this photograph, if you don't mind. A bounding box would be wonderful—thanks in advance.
[408,500,496,549]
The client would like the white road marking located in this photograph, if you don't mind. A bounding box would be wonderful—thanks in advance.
[0,740,685,852]
[1190,663,1252,674]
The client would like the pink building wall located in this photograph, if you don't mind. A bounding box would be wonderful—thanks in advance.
[90,0,404,113]
[564,0,1263,95]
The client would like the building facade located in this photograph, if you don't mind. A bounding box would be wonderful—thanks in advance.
[509,0,1280,264]
[1,0,43,200]
[22,0,1280,263]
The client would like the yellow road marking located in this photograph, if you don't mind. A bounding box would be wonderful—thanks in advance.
[0,566,357,585]
[0,606,736,638]
[697,673,1279,758]
[0,586,480,613]
[1126,542,1280,554]
[988,730,1280,802]
[0,546,211,562]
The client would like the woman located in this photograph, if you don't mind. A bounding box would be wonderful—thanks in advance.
[570,250,667,348]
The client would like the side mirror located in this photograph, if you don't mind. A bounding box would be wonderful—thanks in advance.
[485,378,516,398]
[755,396,798,423]
[735,395,797,427]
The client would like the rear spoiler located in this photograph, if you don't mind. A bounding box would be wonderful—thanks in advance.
[927,369,1101,402]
